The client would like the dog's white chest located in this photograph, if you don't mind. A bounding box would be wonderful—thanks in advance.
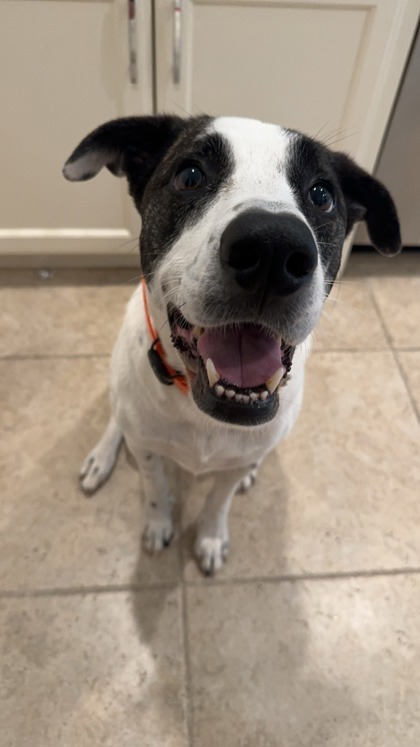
[113,384,276,475]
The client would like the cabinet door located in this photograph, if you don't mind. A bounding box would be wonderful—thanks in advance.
[0,0,153,261]
[154,0,418,170]
[357,26,420,247]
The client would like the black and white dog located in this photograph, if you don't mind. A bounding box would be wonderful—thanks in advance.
[64,115,401,575]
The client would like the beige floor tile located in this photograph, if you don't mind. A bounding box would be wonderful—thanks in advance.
[0,358,180,590]
[314,267,387,351]
[397,351,420,416]
[182,351,420,580]
[0,588,187,747]
[0,282,135,357]
[187,575,420,747]
[346,249,419,279]
[0,268,140,287]
[367,253,420,348]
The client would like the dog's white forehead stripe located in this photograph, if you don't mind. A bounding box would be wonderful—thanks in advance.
[212,117,297,209]
[213,117,290,160]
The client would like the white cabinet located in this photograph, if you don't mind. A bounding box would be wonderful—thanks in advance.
[1,0,418,264]
[0,0,153,260]
[155,0,419,170]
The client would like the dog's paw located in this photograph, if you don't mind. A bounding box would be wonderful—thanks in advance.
[195,535,229,576]
[142,514,174,554]
[79,449,115,495]
[236,466,258,494]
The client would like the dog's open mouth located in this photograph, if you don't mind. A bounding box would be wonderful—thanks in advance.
[169,307,295,425]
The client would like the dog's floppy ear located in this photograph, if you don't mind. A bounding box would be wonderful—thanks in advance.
[63,115,186,197]
[332,152,401,256]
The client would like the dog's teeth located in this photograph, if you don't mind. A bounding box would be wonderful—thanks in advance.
[260,390,269,401]
[234,394,243,403]
[242,395,250,404]
[193,325,204,338]
[225,389,235,399]
[249,392,259,402]
[206,358,219,388]
[266,366,285,394]
[215,384,225,397]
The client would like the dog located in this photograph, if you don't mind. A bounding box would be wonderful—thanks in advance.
[63,115,401,575]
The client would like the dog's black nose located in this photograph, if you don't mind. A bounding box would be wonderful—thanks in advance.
[220,210,318,297]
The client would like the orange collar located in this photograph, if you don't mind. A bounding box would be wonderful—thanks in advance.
[141,277,189,395]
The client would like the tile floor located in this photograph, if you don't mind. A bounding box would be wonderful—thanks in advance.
[1,251,419,746]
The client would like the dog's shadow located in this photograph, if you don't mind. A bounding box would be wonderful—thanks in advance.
[128,449,374,743]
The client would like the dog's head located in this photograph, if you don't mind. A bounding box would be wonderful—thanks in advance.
[64,115,401,426]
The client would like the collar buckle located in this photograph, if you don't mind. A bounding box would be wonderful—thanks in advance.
[142,278,189,395]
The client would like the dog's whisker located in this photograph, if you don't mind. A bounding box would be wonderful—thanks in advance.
[325,298,369,316]
[156,301,188,337]
[124,245,140,259]
[165,100,194,118]
[322,130,361,148]
[325,278,365,286]
[118,273,143,287]
[111,236,139,253]
[312,120,332,141]
[318,125,360,148]
[320,297,371,324]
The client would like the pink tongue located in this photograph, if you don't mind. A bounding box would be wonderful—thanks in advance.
[197,325,284,388]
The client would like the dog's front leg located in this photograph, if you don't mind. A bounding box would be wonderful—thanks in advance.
[138,451,175,553]
[195,466,253,576]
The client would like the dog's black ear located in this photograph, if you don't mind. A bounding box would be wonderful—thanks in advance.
[331,152,401,256]
[63,115,186,195]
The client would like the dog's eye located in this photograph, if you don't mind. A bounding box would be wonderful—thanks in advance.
[309,184,334,212]
[173,165,204,192]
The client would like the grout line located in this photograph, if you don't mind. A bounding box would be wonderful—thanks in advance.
[177,474,195,747]
[0,581,179,600]
[2,567,420,599]
[392,346,420,352]
[184,566,420,588]
[0,352,111,362]
[0,350,420,361]
[367,280,420,424]
[312,347,389,354]
[1,349,409,364]
[313,347,419,354]
[181,583,195,747]
[393,352,420,423]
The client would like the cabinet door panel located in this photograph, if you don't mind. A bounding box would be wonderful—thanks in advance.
[155,0,419,168]
[0,0,152,258]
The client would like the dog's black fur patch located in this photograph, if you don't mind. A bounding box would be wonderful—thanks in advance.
[64,115,234,280]
[331,150,401,256]
[286,133,348,288]
[64,115,187,189]
[139,124,233,279]
[286,132,401,290]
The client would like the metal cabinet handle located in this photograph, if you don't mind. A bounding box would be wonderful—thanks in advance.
[128,0,138,85]
[173,0,182,85]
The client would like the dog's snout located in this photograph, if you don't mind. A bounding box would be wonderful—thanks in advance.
[220,210,318,297]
